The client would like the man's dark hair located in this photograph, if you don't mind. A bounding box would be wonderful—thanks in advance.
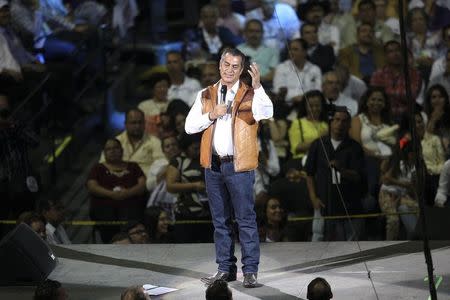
[244,18,263,32]
[383,40,401,52]
[38,198,63,214]
[125,108,145,123]
[205,279,232,300]
[307,277,333,300]
[300,22,318,35]
[111,231,130,243]
[331,105,351,121]
[358,0,376,11]
[289,38,308,52]
[166,50,183,60]
[34,279,62,300]
[357,22,374,33]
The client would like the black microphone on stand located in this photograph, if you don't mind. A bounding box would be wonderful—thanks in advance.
[220,85,227,105]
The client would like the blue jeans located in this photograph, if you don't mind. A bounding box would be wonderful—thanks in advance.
[205,161,259,274]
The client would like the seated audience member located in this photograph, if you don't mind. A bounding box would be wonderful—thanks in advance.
[334,64,367,103]
[121,285,150,300]
[423,84,450,153]
[34,279,68,300]
[186,5,243,61]
[88,138,146,243]
[273,38,322,105]
[216,0,245,36]
[429,49,450,97]
[349,87,395,200]
[200,61,220,88]
[138,73,171,136]
[256,194,288,242]
[288,90,328,161]
[298,0,339,54]
[305,107,366,241]
[17,211,47,240]
[40,198,71,245]
[111,231,131,244]
[237,18,279,83]
[413,111,445,203]
[429,25,450,82]
[146,135,181,192]
[144,206,174,243]
[435,159,450,208]
[123,221,150,244]
[379,142,419,240]
[301,23,335,74]
[338,22,384,82]
[307,277,333,300]
[370,40,423,123]
[166,133,212,242]
[166,51,202,106]
[407,7,442,82]
[101,108,164,175]
[255,122,280,197]
[245,0,301,50]
[205,279,232,300]
[322,71,358,116]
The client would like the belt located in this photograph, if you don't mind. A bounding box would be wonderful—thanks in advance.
[212,154,234,163]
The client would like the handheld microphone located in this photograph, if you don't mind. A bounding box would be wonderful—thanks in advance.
[220,85,227,105]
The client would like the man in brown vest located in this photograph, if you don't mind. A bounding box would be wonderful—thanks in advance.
[185,47,273,288]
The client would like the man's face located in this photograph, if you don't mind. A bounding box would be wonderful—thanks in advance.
[219,53,243,86]
[125,111,145,139]
[290,40,306,64]
[385,43,402,66]
[261,0,275,19]
[358,3,376,24]
[44,202,65,226]
[357,24,374,45]
[244,21,263,48]
[322,74,341,100]
[201,8,217,31]
[301,25,318,46]
[217,0,231,18]
[0,6,10,27]
[201,64,220,87]
[153,79,169,101]
[330,111,350,140]
[128,224,150,244]
[306,5,325,25]
[166,53,184,74]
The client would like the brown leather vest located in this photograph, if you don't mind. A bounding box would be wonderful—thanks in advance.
[199,82,259,172]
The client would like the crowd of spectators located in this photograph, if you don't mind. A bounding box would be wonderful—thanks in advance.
[3,0,450,244]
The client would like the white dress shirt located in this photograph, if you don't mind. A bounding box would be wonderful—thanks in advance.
[46,223,71,245]
[168,76,202,107]
[435,160,450,206]
[185,80,273,156]
[273,60,322,104]
[246,3,301,50]
[330,93,359,117]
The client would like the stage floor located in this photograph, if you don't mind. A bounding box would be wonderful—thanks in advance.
[1,241,450,299]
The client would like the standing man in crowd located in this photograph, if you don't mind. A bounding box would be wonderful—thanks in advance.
[185,48,273,288]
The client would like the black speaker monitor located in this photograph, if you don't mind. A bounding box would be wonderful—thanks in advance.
[0,223,58,285]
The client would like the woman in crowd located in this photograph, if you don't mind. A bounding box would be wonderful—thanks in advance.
[86,138,146,243]
[144,206,174,243]
[138,73,171,136]
[379,141,418,240]
[423,84,450,153]
[350,87,396,202]
[256,195,288,242]
[288,90,328,164]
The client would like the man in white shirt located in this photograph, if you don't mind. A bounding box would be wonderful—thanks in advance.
[322,71,358,116]
[246,0,301,50]
[40,199,71,245]
[166,51,202,106]
[185,48,273,288]
[435,159,450,208]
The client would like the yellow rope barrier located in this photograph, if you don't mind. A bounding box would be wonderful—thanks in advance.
[0,211,419,226]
